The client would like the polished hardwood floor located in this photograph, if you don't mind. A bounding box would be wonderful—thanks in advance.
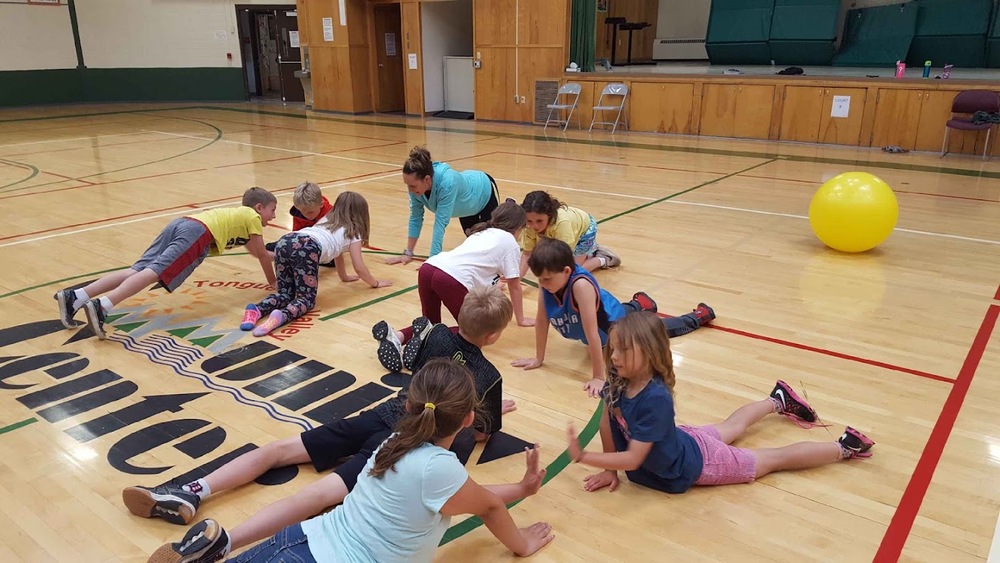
[0,102,998,562]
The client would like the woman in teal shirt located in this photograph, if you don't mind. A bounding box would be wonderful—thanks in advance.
[386,146,501,263]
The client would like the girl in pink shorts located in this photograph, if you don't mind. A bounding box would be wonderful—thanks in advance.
[566,311,875,494]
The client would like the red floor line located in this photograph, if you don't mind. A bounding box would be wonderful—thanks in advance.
[874,303,1000,561]
[323,140,407,154]
[215,154,310,169]
[705,324,954,384]
[0,168,208,201]
[739,174,998,204]
[0,168,398,242]
[496,151,727,176]
[995,284,1000,301]
[449,151,501,163]
[190,114,399,142]
[42,170,95,185]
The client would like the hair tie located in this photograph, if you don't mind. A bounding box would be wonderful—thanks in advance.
[424,402,436,411]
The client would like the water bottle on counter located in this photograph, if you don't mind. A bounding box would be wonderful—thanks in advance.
[923,60,932,78]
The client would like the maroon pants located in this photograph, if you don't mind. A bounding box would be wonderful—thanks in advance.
[402,263,468,342]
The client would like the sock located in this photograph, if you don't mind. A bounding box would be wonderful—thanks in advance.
[838,444,852,460]
[73,289,89,310]
[98,296,114,314]
[769,396,783,414]
[597,256,608,268]
[182,478,212,500]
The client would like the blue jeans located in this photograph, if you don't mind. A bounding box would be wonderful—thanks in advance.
[620,301,701,338]
[227,524,317,563]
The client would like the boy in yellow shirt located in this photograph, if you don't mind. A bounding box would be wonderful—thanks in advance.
[55,187,278,339]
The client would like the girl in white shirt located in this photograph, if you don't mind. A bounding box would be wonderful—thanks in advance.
[240,191,392,337]
[149,358,554,563]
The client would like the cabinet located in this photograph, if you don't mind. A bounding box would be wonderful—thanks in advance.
[868,89,969,151]
[780,86,867,145]
[630,82,695,134]
[699,84,774,139]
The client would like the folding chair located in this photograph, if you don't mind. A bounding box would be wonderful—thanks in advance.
[941,90,1000,161]
[589,83,629,133]
[544,83,582,131]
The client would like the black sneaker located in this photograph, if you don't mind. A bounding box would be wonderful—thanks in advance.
[54,288,82,329]
[264,241,277,252]
[838,427,875,459]
[148,519,230,563]
[83,298,108,340]
[769,380,819,428]
[402,317,434,371]
[122,483,200,525]
[372,320,403,372]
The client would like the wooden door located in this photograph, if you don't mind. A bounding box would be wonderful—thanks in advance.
[818,87,867,145]
[630,82,695,134]
[373,4,405,113]
[699,84,738,137]
[869,89,923,149]
[779,86,824,143]
[474,47,517,121]
[275,8,304,103]
[733,85,775,139]
[914,90,962,152]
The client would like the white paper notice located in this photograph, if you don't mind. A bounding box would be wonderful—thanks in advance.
[339,0,347,26]
[831,95,851,118]
[322,17,334,42]
[214,30,228,41]
[408,53,418,70]
[289,31,300,48]
[385,33,397,56]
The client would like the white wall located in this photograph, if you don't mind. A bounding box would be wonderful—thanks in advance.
[421,0,473,113]
[656,0,711,40]
[0,0,78,71]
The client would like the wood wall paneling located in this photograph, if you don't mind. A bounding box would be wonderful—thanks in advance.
[779,86,825,143]
[630,82,694,134]
[699,83,738,137]
[819,87,867,146]
[401,1,424,115]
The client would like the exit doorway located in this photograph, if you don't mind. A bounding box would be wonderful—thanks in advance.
[236,4,304,103]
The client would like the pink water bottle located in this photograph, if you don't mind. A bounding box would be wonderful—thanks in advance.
[895,61,906,78]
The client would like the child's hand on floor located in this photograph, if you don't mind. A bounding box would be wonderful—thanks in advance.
[583,378,604,398]
[511,358,542,370]
[517,317,535,327]
[502,399,517,414]
[583,470,620,493]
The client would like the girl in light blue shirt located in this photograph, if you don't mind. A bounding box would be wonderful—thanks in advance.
[150,359,554,563]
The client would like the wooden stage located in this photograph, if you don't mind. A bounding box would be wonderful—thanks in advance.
[0,102,998,561]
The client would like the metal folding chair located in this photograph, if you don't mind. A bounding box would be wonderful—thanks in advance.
[589,83,629,133]
[544,83,582,131]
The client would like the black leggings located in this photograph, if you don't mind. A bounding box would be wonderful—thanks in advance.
[458,174,500,234]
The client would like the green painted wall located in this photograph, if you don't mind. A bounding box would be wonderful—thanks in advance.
[0,68,245,107]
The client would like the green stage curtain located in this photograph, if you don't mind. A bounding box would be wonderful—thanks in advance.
[570,0,596,72]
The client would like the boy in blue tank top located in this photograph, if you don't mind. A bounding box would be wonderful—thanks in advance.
[512,238,715,397]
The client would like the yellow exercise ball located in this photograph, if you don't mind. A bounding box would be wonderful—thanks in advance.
[808,172,899,253]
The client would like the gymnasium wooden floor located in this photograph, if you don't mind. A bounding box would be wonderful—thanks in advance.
[0,102,998,562]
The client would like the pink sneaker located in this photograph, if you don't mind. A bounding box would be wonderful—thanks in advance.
[838,427,874,459]
[770,380,824,428]
[252,310,286,337]
[240,305,261,331]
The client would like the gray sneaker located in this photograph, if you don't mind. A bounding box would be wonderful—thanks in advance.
[593,245,621,268]
[122,483,200,525]
[148,519,230,563]
[54,288,82,329]
[372,320,403,372]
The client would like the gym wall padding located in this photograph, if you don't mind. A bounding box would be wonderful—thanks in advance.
[768,0,840,65]
[705,0,775,65]
[905,0,992,68]
[988,3,1000,68]
[833,2,919,67]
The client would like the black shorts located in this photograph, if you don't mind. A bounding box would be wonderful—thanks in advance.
[300,409,393,490]
[459,174,501,234]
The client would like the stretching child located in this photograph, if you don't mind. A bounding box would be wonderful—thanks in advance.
[146,359,553,563]
[55,187,278,340]
[567,311,874,495]
[388,201,531,350]
[519,190,619,275]
[240,191,391,337]
[265,182,336,267]
[126,286,517,558]
[513,238,714,397]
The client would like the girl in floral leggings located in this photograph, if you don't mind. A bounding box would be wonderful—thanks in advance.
[240,191,392,337]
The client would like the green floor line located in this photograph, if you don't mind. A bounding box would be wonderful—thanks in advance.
[0,417,38,435]
[318,285,419,321]
[0,158,40,191]
[440,400,605,545]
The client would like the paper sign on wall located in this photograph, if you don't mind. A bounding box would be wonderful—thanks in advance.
[289,31,300,48]
[214,30,228,41]
[385,33,397,56]
[831,95,851,118]
[408,53,418,70]
[322,17,334,42]
[339,0,347,26]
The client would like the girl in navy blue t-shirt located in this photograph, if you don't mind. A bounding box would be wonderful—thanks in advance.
[566,312,875,494]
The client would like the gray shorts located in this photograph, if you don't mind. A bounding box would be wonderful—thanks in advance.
[133,217,213,292]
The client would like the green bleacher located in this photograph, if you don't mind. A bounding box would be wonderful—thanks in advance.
[705,0,775,65]
[833,3,919,67]
[768,0,841,65]
[906,0,991,68]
